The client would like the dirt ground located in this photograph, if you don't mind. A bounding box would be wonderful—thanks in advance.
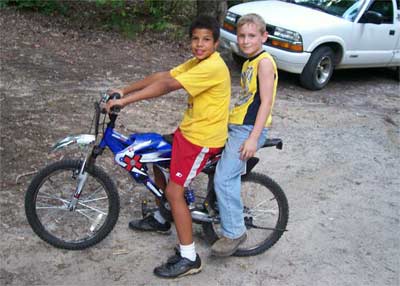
[0,8,399,286]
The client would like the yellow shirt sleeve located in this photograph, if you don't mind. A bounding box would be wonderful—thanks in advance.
[170,58,196,78]
[172,59,223,97]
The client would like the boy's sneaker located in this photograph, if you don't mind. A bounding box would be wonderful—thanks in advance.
[166,245,181,264]
[128,215,171,234]
[211,232,247,257]
[154,253,202,278]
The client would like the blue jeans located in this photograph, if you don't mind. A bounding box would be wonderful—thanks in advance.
[214,124,268,239]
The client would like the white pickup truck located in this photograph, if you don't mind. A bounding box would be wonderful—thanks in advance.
[220,0,400,90]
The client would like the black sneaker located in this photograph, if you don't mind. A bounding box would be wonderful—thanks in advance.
[128,215,171,234]
[154,253,202,278]
[166,245,181,264]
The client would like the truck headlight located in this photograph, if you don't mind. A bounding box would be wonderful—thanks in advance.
[270,27,303,52]
[223,11,239,34]
[226,11,238,23]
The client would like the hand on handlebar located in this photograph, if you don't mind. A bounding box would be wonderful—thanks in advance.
[104,98,123,114]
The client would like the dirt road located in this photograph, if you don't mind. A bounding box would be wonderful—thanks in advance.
[1,8,399,286]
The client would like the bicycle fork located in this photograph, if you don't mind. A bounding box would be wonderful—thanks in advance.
[68,157,89,211]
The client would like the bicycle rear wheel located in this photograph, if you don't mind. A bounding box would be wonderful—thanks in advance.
[203,172,288,256]
[25,159,120,250]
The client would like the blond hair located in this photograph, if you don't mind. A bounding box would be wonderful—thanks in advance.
[237,13,266,34]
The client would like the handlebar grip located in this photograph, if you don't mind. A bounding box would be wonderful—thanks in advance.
[111,106,121,114]
[109,93,121,113]
[110,93,121,100]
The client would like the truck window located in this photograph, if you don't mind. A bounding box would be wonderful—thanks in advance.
[368,0,394,23]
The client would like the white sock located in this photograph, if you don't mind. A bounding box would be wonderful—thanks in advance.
[180,242,196,261]
[153,210,166,224]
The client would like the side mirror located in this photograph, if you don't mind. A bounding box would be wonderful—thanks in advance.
[359,11,384,24]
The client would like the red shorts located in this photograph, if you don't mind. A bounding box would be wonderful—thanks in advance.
[170,129,221,187]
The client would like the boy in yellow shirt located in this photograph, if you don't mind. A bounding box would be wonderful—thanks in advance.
[106,15,230,278]
[211,13,278,257]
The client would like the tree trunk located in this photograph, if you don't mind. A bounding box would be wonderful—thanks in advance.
[196,0,227,25]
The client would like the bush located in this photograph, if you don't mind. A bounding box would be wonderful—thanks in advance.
[0,0,205,39]
[1,0,68,14]
[93,0,196,38]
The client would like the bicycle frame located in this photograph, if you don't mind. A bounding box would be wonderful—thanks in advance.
[97,122,172,200]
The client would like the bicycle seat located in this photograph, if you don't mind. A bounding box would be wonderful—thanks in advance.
[164,134,283,150]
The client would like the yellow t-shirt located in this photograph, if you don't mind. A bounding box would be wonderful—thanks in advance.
[229,51,278,127]
[170,52,231,148]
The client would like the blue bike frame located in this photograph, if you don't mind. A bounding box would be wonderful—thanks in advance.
[97,120,172,200]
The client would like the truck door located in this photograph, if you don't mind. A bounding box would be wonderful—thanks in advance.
[389,0,400,65]
[346,0,399,67]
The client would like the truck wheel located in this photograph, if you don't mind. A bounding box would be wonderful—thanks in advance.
[300,46,335,90]
[232,52,246,68]
[396,67,400,81]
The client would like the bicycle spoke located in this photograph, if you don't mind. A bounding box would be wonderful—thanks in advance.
[37,191,70,206]
[77,201,107,215]
[247,208,278,218]
[76,209,97,221]
[84,185,105,201]
[36,205,68,210]
[79,196,108,204]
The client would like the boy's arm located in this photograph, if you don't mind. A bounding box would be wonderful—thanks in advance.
[105,72,182,113]
[240,58,275,160]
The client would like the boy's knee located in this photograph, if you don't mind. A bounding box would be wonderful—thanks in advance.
[165,181,184,201]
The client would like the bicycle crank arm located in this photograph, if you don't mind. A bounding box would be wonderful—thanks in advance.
[245,221,287,232]
[191,210,219,223]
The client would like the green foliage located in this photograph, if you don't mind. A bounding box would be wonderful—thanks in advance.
[1,0,67,14]
[93,0,195,39]
[1,0,197,39]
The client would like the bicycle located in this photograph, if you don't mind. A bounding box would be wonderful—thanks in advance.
[25,92,289,256]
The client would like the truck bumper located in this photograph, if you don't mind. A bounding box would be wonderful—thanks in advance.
[220,29,311,74]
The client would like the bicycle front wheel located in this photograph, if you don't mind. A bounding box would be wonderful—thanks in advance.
[25,159,120,250]
[203,172,289,256]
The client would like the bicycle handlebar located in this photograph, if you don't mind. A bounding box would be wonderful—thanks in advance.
[109,93,121,114]
[93,91,122,137]
[99,91,122,114]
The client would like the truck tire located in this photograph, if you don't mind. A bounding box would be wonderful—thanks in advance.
[300,46,335,90]
[396,67,400,81]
